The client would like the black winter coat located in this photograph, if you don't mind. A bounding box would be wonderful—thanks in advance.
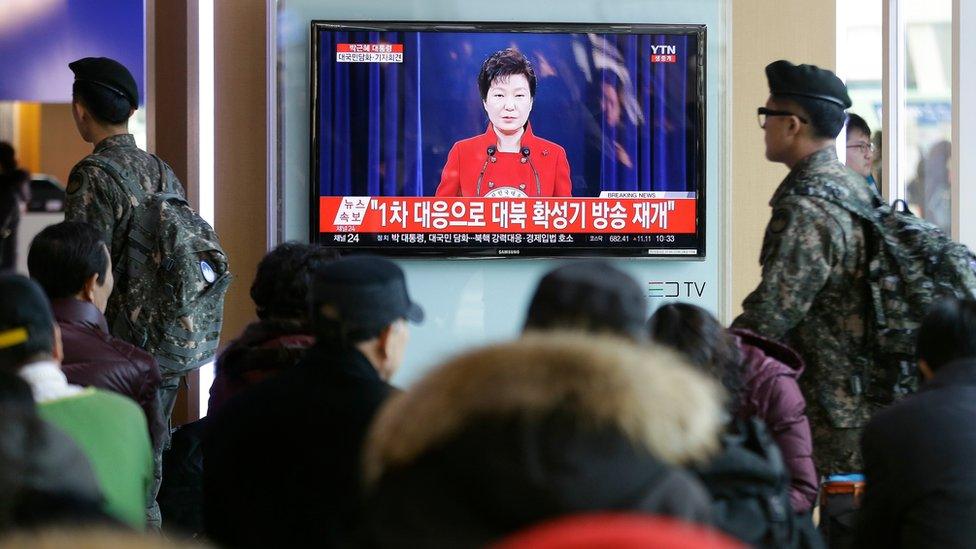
[203,345,393,548]
[857,359,976,548]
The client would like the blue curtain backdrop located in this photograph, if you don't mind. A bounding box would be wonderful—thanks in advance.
[317,30,699,197]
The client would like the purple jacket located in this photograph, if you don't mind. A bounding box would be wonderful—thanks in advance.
[53,298,166,454]
[731,328,818,513]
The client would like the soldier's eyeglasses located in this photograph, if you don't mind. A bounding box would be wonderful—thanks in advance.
[846,142,877,154]
[757,107,809,129]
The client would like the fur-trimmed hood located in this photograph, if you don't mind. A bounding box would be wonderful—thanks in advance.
[363,332,725,487]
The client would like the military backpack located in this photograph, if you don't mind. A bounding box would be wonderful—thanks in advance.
[74,154,231,378]
[790,182,976,403]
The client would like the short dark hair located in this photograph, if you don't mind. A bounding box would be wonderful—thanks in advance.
[312,315,390,347]
[775,94,847,139]
[647,303,745,416]
[845,112,871,138]
[72,80,132,125]
[28,221,109,301]
[250,242,337,321]
[477,48,537,101]
[916,298,976,371]
[524,262,647,341]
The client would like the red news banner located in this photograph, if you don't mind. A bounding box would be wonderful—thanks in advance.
[320,197,696,234]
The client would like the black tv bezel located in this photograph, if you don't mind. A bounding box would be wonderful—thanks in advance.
[309,20,707,259]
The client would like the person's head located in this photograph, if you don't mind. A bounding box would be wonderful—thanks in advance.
[364,331,723,492]
[844,112,874,178]
[28,222,113,313]
[250,242,337,322]
[309,256,424,380]
[761,60,851,167]
[478,48,536,136]
[916,298,976,379]
[647,303,745,416]
[68,57,138,143]
[524,262,647,341]
[0,142,15,175]
[0,275,60,372]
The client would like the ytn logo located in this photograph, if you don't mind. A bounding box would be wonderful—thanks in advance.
[650,44,677,64]
[648,281,706,298]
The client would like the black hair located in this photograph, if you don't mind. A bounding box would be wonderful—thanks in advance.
[775,94,847,139]
[916,298,976,371]
[311,313,389,347]
[477,48,537,101]
[523,262,647,342]
[647,303,745,416]
[845,112,871,138]
[0,142,16,174]
[28,221,108,301]
[72,80,132,125]
[250,242,338,321]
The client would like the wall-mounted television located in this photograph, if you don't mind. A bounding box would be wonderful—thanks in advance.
[310,21,706,257]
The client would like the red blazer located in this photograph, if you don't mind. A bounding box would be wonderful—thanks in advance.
[435,124,572,197]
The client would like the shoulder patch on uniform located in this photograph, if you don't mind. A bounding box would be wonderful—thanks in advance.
[769,208,791,234]
[66,170,86,194]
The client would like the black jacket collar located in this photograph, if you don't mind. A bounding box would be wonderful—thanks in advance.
[301,343,384,383]
[921,358,976,392]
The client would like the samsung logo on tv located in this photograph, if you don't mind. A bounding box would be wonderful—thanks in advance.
[497,249,521,255]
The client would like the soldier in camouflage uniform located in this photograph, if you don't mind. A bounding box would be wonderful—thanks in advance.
[732,60,879,475]
[64,57,184,528]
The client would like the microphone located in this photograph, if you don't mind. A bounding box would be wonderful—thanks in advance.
[476,146,497,196]
[521,147,541,195]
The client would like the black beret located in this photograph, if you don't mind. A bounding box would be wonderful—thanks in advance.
[765,59,851,109]
[69,57,139,109]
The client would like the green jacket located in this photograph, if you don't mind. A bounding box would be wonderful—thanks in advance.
[39,387,152,529]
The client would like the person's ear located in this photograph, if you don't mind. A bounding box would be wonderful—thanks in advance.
[80,272,98,303]
[918,359,934,381]
[376,324,394,361]
[52,324,64,363]
[787,115,803,136]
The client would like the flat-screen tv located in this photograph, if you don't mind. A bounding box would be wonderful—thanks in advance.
[310,21,706,257]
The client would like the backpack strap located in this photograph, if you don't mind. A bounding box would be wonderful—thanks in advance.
[77,155,148,202]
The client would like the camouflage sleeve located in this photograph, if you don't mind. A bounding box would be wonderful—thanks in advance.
[65,164,126,253]
[732,197,841,340]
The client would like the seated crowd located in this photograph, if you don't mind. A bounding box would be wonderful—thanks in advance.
[1,226,976,548]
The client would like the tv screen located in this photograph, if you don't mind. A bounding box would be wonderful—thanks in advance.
[310,22,706,257]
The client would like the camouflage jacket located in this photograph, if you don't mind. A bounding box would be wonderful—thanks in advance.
[65,134,185,330]
[733,147,878,433]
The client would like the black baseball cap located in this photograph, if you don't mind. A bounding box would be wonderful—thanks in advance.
[524,261,647,340]
[0,274,55,369]
[69,57,139,109]
[310,256,424,327]
[766,59,851,108]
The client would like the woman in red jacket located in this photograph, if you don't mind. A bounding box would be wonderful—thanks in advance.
[648,303,819,513]
[435,48,572,198]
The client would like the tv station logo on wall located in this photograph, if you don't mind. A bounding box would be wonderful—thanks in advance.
[650,44,677,63]
[336,43,404,63]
